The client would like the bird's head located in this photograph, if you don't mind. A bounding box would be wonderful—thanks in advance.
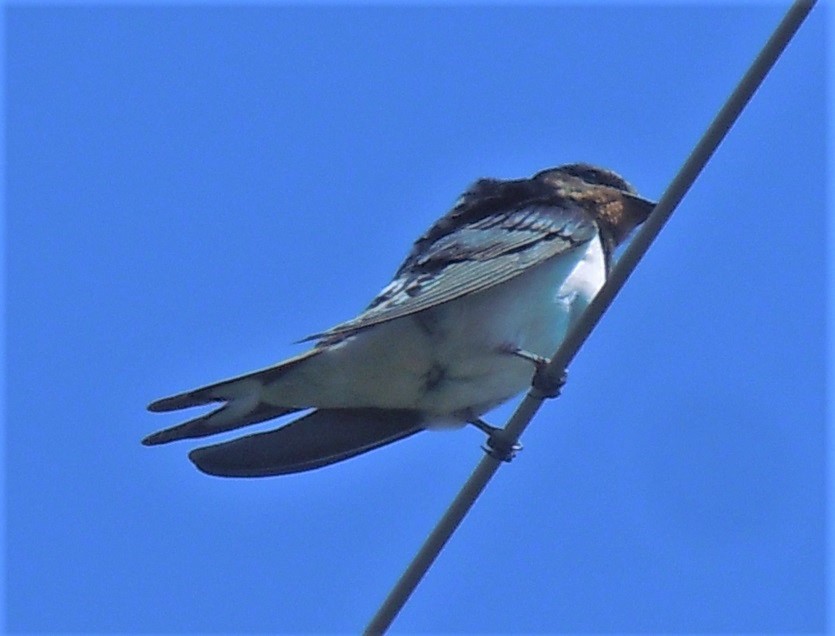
[535,163,656,246]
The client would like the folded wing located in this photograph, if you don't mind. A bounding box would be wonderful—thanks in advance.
[307,202,596,342]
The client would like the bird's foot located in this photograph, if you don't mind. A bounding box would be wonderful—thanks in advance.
[498,344,567,398]
[532,366,567,399]
[469,418,522,462]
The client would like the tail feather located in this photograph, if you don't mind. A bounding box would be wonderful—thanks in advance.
[142,402,303,446]
[144,349,320,445]
[188,408,424,477]
[147,391,222,413]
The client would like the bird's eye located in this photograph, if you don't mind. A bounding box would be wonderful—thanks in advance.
[581,168,633,193]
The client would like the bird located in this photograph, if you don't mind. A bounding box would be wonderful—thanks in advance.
[143,163,654,477]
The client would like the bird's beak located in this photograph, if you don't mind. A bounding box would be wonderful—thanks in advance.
[623,192,656,224]
[624,192,656,210]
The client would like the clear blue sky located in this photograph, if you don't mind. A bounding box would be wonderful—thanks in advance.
[5,4,828,633]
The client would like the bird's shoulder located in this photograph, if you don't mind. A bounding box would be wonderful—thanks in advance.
[399,176,594,273]
[306,176,599,343]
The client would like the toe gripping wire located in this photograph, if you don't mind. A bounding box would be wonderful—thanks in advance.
[472,349,567,462]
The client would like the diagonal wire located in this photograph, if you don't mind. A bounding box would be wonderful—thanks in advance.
[365,1,817,633]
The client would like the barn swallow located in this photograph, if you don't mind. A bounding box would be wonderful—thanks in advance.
[144,164,654,477]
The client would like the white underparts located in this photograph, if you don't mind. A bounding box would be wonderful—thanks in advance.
[261,236,607,423]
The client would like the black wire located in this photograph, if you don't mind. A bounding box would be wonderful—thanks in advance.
[365,1,817,632]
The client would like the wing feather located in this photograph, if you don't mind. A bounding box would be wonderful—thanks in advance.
[308,202,596,341]
[188,408,424,477]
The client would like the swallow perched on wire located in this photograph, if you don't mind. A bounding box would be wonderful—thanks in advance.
[143,163,654,477]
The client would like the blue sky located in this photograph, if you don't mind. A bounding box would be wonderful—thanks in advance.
[5,4,828,633]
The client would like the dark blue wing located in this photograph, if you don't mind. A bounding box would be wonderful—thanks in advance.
[308,201,596,341]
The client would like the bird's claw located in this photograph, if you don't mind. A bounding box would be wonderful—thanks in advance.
[482,431,522,463]
[532,367,566,399]
[499,344,567,399]
[468,417,521,462]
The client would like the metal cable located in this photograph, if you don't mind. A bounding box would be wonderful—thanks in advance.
[365,2,817,632]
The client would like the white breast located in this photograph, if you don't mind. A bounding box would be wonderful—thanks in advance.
[265,236,608,421]
[415,235,607,416]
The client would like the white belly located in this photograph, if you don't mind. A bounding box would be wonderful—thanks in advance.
[265,237,607,421]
